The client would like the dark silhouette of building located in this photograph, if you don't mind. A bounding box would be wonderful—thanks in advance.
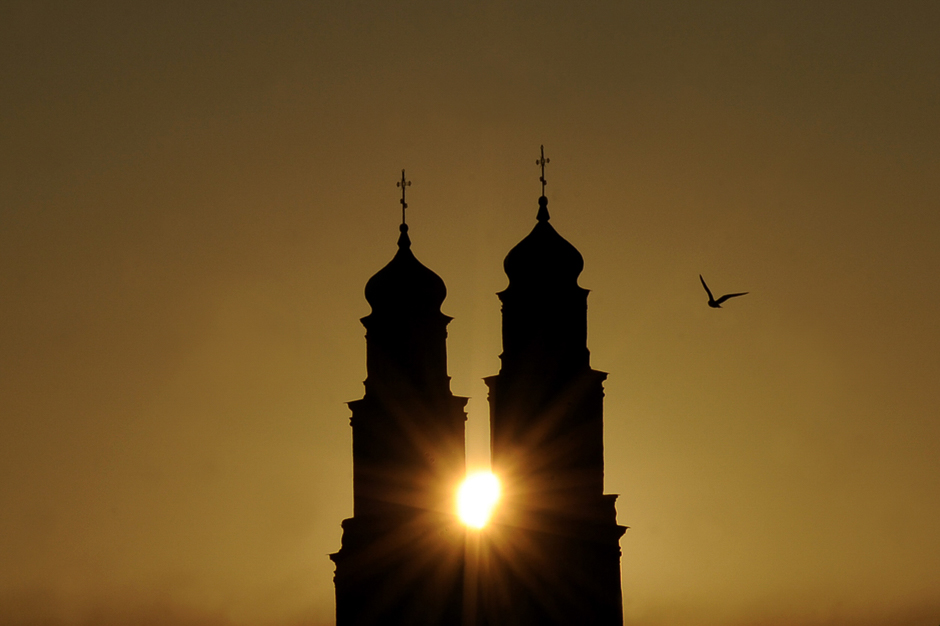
[481,193,626,626]
[333,167,625,626]
[330,218,469,625]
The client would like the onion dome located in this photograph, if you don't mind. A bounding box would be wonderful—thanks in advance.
[365,224,447,314]
[504,196,583,287]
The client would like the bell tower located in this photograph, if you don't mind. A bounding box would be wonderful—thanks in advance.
[331,173,468,625]
[482,149,627,625]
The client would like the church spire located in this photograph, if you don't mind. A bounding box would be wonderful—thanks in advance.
[482,151,625,624]
[536,144,550,196]
[332,172,468,625]
[397,168,411,225]
[396,169,413,249]
[365,172,444,316]
[536,145,551,221]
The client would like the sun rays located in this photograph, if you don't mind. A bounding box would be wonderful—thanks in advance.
[457,472,501,528]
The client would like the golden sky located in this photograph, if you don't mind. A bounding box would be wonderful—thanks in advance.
[2,2,939,625]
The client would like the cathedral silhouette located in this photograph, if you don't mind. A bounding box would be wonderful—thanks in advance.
[331,157,626,625]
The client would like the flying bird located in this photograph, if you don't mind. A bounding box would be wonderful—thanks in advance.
[700,275,748,308]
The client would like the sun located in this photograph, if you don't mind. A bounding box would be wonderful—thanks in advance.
[457,472,501,528]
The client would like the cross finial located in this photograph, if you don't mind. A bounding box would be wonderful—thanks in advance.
[397,169,411,225]
[536,145,550,196]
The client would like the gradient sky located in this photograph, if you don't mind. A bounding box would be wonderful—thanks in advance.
[2,2,939,625]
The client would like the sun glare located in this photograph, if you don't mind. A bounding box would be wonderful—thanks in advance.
[457,472,501,528]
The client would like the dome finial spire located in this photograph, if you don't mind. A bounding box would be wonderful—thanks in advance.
[535,146,551,222]
[396,169,412,249]
[397,169,412,226]
[536,145,550,197]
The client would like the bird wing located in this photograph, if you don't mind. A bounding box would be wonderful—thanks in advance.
[715,292,749,304]
[699,275,714,300]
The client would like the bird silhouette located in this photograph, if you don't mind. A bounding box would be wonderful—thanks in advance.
[700,275,748,308]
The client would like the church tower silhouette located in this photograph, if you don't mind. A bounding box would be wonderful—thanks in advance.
[480,184,626,626]
[333,158,625,626]
[330,173,469,625]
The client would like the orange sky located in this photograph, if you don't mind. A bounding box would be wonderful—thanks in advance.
[2,2,939,625]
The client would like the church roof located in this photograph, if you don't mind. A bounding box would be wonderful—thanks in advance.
[365,224,447,314]
[504,196,584,288]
